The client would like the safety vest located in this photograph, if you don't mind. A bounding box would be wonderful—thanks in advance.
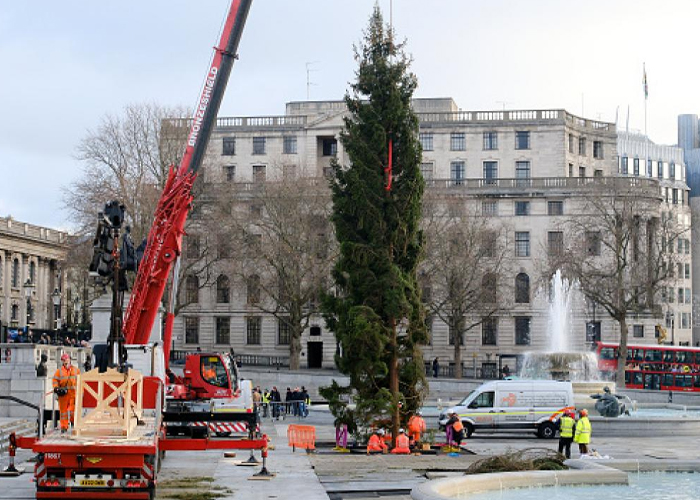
[574,417,591,444]
[262,392,270,404]
[559,416,574,438]
[391,434,411,454]
[408,416,426,434]
[367,434,386,452]
[52,365,80,397]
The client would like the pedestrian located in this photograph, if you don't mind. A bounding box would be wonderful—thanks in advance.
[407,411,427,446]
[36,353,48,377]
[262,388,270,418]
[252,387,262,415]
[367,429,388,454]
[432,357,440,378]
[574,408,591,455]
[270,386,281,418]
[300,386,310,417]
[391,428,411,454]
[285,387,293,414]
[502,364,511,378]
[557,409,576,459]
[52,353,80,433]
[445,410,464,450]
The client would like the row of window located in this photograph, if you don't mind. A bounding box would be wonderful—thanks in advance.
[619,156,683,180]
[419,131,530,152]
[568,134,605,159]
[184,316,314,346]
[6,303,35,323]
[436,160,532,183]
[185,274,261,305]
[660,287,692,305]
[0,259,36,288]
[437,316,532,346]
[222,136,338,157]
[661,237,691,255]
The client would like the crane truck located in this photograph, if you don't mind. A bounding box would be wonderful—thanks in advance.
[9,1,270,498]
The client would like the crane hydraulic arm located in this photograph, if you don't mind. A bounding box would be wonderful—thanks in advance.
[123,0,252,358]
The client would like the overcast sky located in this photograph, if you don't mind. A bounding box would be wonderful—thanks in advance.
[2,0,699,230]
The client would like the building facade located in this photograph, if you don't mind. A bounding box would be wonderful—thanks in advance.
[171,99,692,373]
[0,216,69,340]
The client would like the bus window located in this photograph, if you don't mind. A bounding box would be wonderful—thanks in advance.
[644,350,662,362]
[694,376,700,389]
[663,351,675,363]
[600,347,616,360]
[676,375,692,388]
[676,351,688,363]
[634,349,644,361]
[625,371,631,384]
[688,352,696,364]
[662,374,674,387]
[632,372,643,385]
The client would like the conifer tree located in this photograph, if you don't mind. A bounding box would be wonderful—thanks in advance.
[322,6,427,445]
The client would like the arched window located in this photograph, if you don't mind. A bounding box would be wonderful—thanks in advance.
[29,261,36,284]
[11,259,19,288]
[247,274,260,305]
[185,275,199,304]
[11,304,19,321]
[216,275,230,304]
[481,273,497,304]
[515,273,530,304]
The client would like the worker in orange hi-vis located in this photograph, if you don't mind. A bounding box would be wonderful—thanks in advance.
[52,353,80,433]
[407,411,427,445]
[390,429,411,454]
[203,364,217,383]
[367,429,388,454]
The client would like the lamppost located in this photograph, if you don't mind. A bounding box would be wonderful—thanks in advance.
[51,288,61,331]
[23,279,35,335]
[74,297,82,340]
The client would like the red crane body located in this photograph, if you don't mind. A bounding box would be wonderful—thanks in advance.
[124,0,252,365]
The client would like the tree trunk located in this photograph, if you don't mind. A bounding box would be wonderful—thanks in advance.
[453,318,463,379]
[389,317,399,448]
[289,326,303,370]
[616,316,628,387]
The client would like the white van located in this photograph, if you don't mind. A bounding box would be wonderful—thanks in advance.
[439,380,574,439]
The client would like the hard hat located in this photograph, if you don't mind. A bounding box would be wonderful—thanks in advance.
[61,353,70,361]
[399,428,405,434]
[377,429,385,436]
[580,409,588,417]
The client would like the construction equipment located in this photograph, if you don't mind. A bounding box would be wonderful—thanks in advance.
[10,2,273,498]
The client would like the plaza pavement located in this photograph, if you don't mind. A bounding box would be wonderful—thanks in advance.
[1,405,700,498]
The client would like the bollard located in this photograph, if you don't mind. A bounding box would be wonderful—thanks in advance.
[1,434,20,476]
[252,446,273,478]
[668,391,673,403]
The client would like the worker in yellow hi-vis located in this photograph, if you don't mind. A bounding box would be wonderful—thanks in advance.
[52,353,80,433]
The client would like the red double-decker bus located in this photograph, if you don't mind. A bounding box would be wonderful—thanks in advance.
[595,341,700,392]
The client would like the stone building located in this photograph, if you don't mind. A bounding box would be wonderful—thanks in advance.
[171,98,692,374]
[0,216,69,339]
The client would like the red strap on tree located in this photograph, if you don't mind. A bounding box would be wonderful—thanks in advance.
[385,138,393,191]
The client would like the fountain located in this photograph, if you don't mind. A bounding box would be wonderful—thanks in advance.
[519,270,611,411]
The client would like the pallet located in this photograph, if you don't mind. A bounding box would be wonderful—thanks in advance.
[73,368,144,438]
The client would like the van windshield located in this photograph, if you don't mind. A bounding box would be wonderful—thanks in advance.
[458,391,476,406]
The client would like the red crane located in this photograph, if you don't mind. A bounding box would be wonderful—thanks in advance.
[123,0,252,367]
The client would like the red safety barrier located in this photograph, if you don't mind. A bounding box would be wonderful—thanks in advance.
[287,424,316,452]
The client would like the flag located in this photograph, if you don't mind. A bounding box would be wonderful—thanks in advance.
[643,64,648,100]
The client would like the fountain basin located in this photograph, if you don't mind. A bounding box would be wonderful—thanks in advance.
[411,460,700,500]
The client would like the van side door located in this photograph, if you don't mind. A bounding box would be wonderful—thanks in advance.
[466,391,496,431]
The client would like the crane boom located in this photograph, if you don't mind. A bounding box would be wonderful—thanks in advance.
[123,0,252,353]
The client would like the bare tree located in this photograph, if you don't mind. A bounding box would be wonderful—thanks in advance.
[558,178,688,385]
[64,103,189,242]
[225,177,335,369]
[421,194,512,378]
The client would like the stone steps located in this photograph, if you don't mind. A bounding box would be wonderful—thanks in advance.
[0,419,37,452]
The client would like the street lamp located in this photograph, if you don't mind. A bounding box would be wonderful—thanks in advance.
[51,288,61,330]
[73,297,82,340]
[23,279,35,333]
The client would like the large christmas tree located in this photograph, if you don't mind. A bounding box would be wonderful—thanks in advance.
[322,6,427,444]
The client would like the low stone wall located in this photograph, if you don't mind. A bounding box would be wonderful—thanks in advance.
[412,465,628,500]
[0,344,90,418]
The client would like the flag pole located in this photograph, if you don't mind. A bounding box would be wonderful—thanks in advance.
[644,63,649,176]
